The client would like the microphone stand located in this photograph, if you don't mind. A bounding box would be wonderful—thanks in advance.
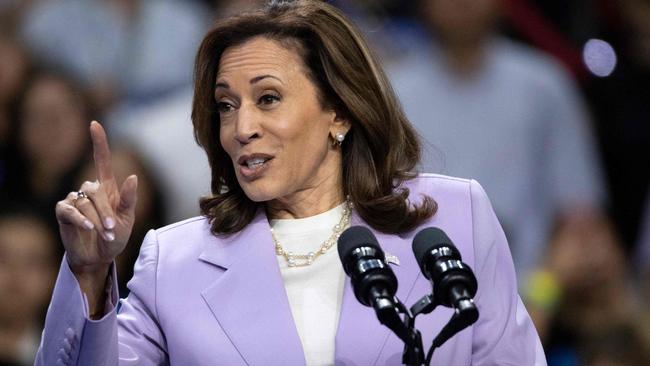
[399,302,425,366]
[369,288,424,365]
[410,292,479,365]
[371,289,478,366]
[369,282,478,366]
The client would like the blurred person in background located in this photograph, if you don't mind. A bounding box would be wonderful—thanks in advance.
[0,0,34,31]
[7,70,93,234]
[486,0,650,258]
[76,147,168,296]
[0,31,29,147]
[0,30,31,203]
[387,0,609,285]
[19,0,210,113]
[529,213,650,365]
[0,209,58,366]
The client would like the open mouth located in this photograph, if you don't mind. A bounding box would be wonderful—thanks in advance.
[237,154,274,178]
[245,157,270,169]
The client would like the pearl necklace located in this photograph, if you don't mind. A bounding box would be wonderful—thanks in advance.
[271,201,353,267]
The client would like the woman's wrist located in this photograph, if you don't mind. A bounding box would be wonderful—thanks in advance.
[67,253,111,282]
[67,258,112,318]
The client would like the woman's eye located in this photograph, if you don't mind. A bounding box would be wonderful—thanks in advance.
[217,101,234,113]
[259,94,280,105]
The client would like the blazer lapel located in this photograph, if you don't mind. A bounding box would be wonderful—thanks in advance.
[199,211,306,366]
[335,213,423,365]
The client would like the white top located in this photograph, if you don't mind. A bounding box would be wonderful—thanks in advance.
[270,203,348,366]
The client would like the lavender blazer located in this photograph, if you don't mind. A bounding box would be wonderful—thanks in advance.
[36,174,546,365]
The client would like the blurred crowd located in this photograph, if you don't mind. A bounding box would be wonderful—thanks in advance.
[0,0,648,365]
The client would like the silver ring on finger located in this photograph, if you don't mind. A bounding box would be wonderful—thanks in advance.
[73,191,88,205]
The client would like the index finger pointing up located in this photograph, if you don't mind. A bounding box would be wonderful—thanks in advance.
[90,121,115,183]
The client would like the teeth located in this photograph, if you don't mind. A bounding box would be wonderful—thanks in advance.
[246,158,268,168]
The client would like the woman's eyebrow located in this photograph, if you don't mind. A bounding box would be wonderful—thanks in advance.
[250,74,284,85]
[215,74,283,89]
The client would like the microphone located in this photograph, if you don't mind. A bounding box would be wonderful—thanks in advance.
[412,227,478,350]
[337,226,398,308]
[338,226,425,365]
[412,227,477,310]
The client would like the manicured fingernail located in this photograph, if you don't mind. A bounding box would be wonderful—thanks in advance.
[83,220,94,230]
[105,217,115,229]
[105,232,115,242]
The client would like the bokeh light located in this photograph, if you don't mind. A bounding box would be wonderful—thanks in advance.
[583,39,617,77]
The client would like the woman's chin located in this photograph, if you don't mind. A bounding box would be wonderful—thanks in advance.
[239,183,279,203]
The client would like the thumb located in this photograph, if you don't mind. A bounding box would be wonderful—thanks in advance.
[117,175,138,217]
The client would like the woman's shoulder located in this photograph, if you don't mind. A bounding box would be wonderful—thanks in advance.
[408,172,471,186]
[134,215,234,281]
[405,173,476,201]
[405,174,498,251]
[144,216,213,256]
[155,215,211,236]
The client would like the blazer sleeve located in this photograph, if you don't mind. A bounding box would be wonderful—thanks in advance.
[468,180,547,366]
[34,230,168,366]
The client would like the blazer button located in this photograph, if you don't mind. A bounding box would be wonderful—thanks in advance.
[58,348,71,362]
[62,338,72,353]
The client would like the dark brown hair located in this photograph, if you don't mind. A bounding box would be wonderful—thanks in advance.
[192,0,436,235]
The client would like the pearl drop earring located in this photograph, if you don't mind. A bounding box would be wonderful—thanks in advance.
[335,132,345,146]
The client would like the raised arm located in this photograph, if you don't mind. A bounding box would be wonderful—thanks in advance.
[54,121,138,317]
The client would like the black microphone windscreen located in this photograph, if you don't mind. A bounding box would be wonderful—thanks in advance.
[412,227,454,265]
[337,225,381,263]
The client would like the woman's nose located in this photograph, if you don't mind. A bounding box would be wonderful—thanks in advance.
[234,105,262,144]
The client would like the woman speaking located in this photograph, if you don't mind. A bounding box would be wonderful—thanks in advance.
[36,1,545,365]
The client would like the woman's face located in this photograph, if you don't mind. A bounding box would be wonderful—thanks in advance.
[217,36,349,205]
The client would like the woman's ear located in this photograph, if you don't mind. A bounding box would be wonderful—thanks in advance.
[329,112,351,147]
[329,111,351,138]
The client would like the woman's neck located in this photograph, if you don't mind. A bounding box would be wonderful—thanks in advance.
[266,178,345,220]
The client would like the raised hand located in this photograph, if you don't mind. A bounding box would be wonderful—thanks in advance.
[55,121,138,289]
